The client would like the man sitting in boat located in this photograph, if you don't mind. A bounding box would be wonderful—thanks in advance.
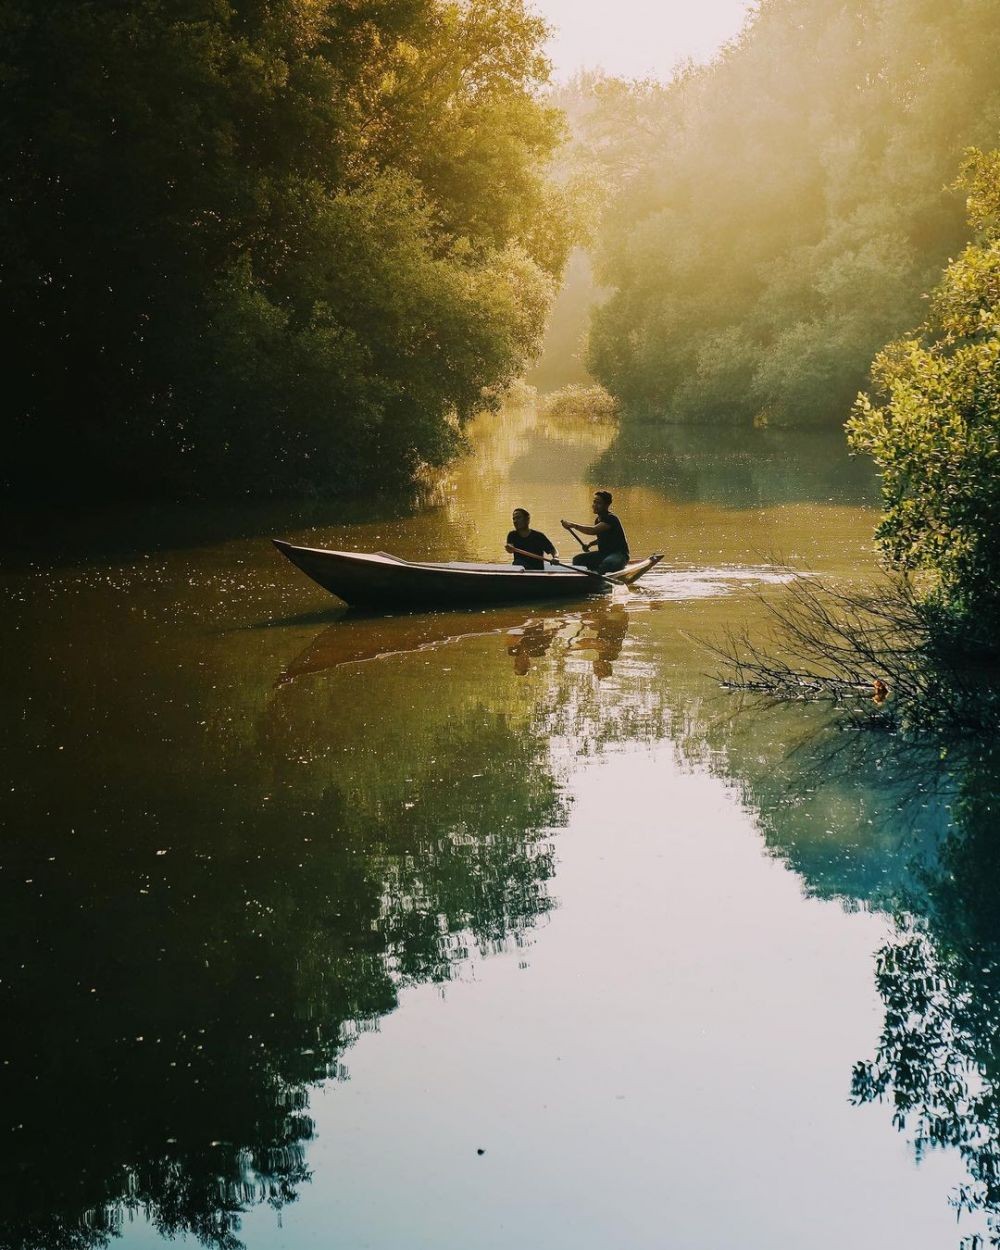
[561,491,629,574]
[505,508,557,570]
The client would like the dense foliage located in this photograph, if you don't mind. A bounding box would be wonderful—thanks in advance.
[579,0,1000,427]
[1,0,573,497]
[848,150,1000,641]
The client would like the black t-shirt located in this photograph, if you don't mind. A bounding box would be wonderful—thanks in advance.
[507,529,556,570]
[596,512,629,557]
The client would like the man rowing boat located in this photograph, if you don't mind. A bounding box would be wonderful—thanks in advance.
[505,507,557,570]
[561,490,629,574]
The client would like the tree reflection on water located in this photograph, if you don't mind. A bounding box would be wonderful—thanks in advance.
[0,699,565,1250]
[592,422,878,510]
[705,711,1000,1249]
[850,744,1000,1250]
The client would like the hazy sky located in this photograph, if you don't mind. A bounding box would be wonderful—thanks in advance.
[531,0,754,81]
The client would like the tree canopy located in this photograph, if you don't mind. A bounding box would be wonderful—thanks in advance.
[848,149,1000,640]
[578,0,1000,428]
[1,0,574,497]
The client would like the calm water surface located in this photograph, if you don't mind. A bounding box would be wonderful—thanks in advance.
[3,405,1000,1250]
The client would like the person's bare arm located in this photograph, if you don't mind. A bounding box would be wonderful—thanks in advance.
[561,518,611,535]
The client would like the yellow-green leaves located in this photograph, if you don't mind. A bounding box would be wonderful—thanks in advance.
[3,0,571,498]
[848,151,1000,632]
[580,0,1000,427]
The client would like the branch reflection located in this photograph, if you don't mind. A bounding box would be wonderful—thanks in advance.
[699,710,1000,1248]
[0,692,566,1250]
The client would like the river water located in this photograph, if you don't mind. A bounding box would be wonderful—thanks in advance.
[3,401,999,1250]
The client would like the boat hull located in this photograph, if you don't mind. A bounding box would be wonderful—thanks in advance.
[273,540,662,609]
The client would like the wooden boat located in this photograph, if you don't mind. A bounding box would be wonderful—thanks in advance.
[273,539,663,609]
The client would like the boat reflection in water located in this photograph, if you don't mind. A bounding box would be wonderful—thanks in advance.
[276,607,513,683]
[277,599,635,685]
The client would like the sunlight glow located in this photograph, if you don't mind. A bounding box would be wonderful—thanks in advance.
[532,0,754,80]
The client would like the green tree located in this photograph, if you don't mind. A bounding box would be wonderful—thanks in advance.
[579,0,1000,428]
[848,149,1000,642]
[1,0,572,497]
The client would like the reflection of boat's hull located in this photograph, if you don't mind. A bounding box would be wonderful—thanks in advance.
[273,540,662,609]
[279,613,516,679]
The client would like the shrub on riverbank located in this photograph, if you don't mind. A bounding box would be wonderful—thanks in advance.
[714,572,1000,736]
[848,150,1000,648]
[1,0,574,499]
[719,151,1000,734]
[541,384,618,424]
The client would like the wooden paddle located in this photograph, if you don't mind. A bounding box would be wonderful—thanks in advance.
[564,524,592,551]
[507,544,609,584]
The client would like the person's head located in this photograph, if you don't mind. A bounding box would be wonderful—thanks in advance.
[592,490,612,515]
[512,507,530,530]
